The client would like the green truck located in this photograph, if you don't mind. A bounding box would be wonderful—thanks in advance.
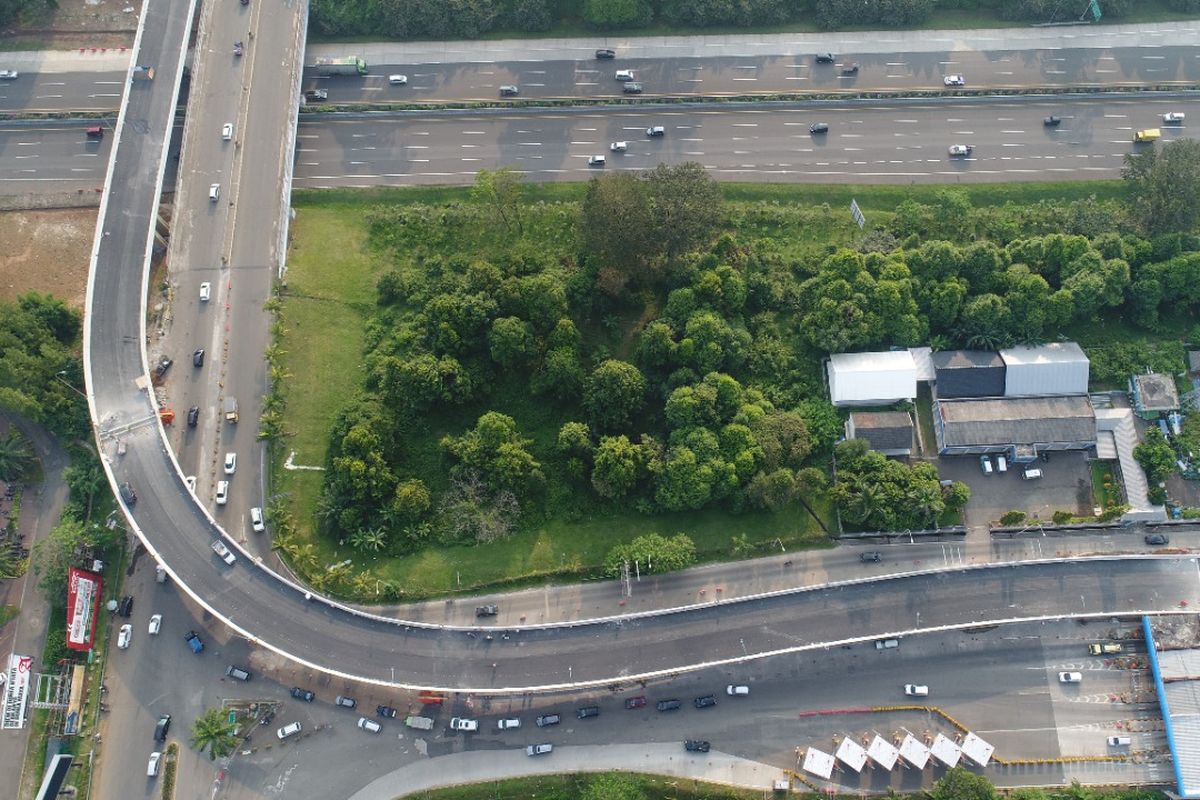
[313,57,367,76]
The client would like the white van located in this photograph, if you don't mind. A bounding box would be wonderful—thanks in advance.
[996,455,1007,473]
[1022,468,1043,480]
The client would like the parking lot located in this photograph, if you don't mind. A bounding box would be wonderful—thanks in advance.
[938,451,1095,528]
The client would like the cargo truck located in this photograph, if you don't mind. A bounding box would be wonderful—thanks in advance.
[1088,642,1123,655]
[405,715,434,730]
[313,57,367,76]
[224,397,239,423]
[1134,128,1161,143]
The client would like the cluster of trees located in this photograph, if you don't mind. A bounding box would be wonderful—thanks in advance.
[0,0,52,28]
[320,164,846,551]
[0,292,88,440]
[1135,427,1178,505]
[833,439,968,531]
[310,0,554,38]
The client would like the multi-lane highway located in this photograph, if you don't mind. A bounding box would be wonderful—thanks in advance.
[4,95,1194,193]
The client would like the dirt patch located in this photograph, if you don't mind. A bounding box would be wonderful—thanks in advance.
[1,0,141,49]
[0,209,97,309]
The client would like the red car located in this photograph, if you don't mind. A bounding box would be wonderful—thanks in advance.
[624,696,647,709]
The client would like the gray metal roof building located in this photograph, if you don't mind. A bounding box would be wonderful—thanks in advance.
[1144,616,1200,798]
[845,411,914,456]
[933,395,1096,455]
[931,350,1006,399]
[1130,372,1180,414]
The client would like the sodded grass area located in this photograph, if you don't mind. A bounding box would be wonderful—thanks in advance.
[1092,461,1117,511]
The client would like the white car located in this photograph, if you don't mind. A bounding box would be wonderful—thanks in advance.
[250,506,265,533]
[1059,671,1083,683]
[277,721,302,740]
[587,155,606,167]
[948,144,974,157]
[199,282,211,302]
[497,718,521,730]
[388,74,407,85]
[147,751,161,777]
[357,717,382,733]
[117,624,132,649]
[209,183,220,201]
[211,539,236,565]
[450,717,479,732]
[216,480,229,505]
[224,452,237,474]
[1163,112,1186,124]
[222,122,233,140]
[904,684,929,697]
[726,684,750,696]
[185,475,196,493]
[615,69,635,81]
[609,141,627,152]
[526,742,553,756]
[943,74,965,86]
[0,70,18,80]
[148,614,162,635]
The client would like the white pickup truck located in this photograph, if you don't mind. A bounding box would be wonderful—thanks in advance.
[210,539,236,565]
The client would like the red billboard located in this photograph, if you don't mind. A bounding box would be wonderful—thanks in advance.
[65,567,102,652]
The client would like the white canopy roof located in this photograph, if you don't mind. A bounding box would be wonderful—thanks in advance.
[960,732,994,766]
[898,734,930,769]
[803,747,837,780]
[835,736,869,772]
[867,735,900,770]
[930,733,962,767]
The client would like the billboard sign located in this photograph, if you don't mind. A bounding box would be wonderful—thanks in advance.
[1,653,32,729]
[66,567,102,652]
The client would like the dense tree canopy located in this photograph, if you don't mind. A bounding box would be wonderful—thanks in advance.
[1123,139,1200,237]
[0,293,87,439]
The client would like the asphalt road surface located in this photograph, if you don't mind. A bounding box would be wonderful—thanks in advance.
[8,95,1194,193]
[293,95,1194,186]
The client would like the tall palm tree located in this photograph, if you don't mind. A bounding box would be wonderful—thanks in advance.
[0,431,33,482]
[190,707,237,761]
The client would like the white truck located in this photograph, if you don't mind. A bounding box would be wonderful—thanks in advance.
[404,715,434,731]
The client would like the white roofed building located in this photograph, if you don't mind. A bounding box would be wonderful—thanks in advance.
[827,351,917,407]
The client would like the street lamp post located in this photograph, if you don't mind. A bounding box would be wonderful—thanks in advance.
[54,370,87,400]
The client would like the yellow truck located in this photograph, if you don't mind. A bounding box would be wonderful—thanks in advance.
[1088,642,1123,655]
[1134,128,1161,143]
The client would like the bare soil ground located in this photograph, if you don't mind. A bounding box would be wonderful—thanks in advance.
[0,209,96,308]
[1,0,142,50]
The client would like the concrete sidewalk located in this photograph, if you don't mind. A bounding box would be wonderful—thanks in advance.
[308,19,1200,66]
[346,743,788,800]
[0,48,130,73]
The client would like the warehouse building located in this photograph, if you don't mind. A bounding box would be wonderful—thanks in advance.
[845,411,915,456]
[932,350,1006,399]
[999,342,1089,397]
[827,351,917,407]
[933,395,1096,456]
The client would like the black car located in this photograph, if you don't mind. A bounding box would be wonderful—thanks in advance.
[259,708,275,726]
[576,706,600,719]
[694,695,717,709]
[685,739,711,752]
[595,48,616,59]
[154,714,171,742]
[192,348,205,367]
[1145,533,1170,546]
[291,687,315,702]
[475,604,498,617]
[119,482,137,506]
[1044,116,1062,126]
[304,89,327,102]
[154,356,172,377]
[656,699,681,712]
[377,705,398,718]
[809,122,829,134]
[187,406,199,427]
[860,551,882,563]
[841,63,859,74]
[117,595,134,617]
[499,85,519,97]
[815,52,835,64]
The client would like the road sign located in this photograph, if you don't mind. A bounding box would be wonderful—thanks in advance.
[849,199,865,229]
